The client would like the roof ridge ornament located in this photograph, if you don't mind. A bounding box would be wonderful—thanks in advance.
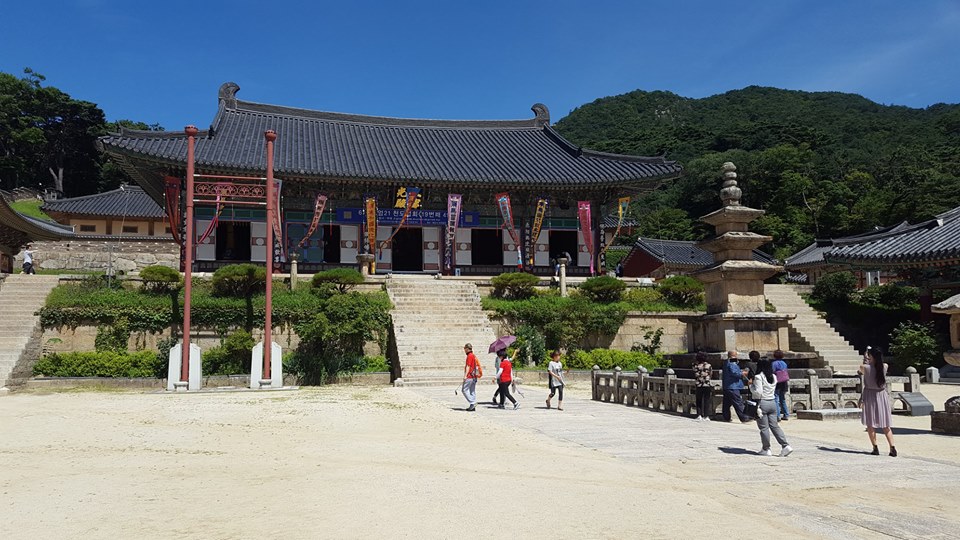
[531,103,550,127]
[720,161,742,206]
[218,82,240,109]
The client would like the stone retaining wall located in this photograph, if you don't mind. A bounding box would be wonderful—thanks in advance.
[20,372,391,391]
[18,238,179,273]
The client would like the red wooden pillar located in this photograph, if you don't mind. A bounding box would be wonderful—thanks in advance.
[181,125,199,382]
[263,130,277,379]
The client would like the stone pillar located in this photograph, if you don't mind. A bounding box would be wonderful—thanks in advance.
[807,369,821,409]
[664,368,676,411]
[614,366,622,404]
[592,364,600,401]
[639,366,649,407]
[905,366,920,392]
[357,253,375,277]
[289,254,299,291]
[558,256,569,297]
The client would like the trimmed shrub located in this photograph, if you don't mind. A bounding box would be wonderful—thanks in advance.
[311,268,365,293]
[889,322,941,373]
[579,275,626,303]
[356,355,390,373]
[212,264,266,297]
[33,350,162,378]
[657,275,704,308]
[564,348,668,371]
[857,284,919,309]
[811,271,856,304]
[140,265,182,294]
[490,272,539,300]
[202,330,255,375]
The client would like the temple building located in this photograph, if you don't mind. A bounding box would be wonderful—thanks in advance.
[620,237,775,279]
[41,185,171,238]
[99,82,682,275]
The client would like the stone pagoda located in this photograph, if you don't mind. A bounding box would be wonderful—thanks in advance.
[684,162,792,353]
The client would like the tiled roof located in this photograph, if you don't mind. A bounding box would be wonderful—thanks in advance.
[0,196,74,252]
[601,215,640,228]
[784,222,912,270]
[41,185,164,219]
[627,237,775,268]
[99,82,682,189]
[824,206,960,267]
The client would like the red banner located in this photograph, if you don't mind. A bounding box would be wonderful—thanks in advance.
[578,200,594,275]
[297,193,328,250]
[365,197,377,273]
[164,177,183,247]
[444,194,462,270]
[495,192,522,268]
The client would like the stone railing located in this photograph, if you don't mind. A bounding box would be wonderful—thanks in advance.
[591,366,922,416]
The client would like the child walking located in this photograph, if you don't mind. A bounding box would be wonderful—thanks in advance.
[545,350,565,410]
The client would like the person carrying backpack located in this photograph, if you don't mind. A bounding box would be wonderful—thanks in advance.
[462,343,482,412]
[771,349,790,421]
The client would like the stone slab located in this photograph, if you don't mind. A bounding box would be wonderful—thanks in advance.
[894,392,934,416]
[796,408,862,421]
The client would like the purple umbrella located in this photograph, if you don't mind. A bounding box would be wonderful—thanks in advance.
[489,335,517,353]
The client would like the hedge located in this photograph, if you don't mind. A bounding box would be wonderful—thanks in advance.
[33,351,163,378]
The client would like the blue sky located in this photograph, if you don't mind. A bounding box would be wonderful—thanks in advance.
[2,0,958,130]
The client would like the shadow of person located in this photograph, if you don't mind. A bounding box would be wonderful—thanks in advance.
[817,445,871,455]
[892,427,931,436]
[717,446,756,455]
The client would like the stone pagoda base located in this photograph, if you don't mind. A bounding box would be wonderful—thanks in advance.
[681,312,793,353]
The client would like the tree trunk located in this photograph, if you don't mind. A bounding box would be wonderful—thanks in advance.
[48,166,64,193]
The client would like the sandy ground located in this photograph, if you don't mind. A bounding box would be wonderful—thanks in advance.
[1,383,958,539]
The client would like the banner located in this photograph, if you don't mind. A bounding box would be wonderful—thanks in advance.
[365,196,377,273]
[195,188,224,245]
[495,193,523,268]
[272,180,285,269]
[393,186,423,209]
[444,194,462,270]
[528,198,548,266]
[600,196,630,257]
[379,187,420,256]
[164,177,183,247]
[296,193,329,250]
[577,200,594,275]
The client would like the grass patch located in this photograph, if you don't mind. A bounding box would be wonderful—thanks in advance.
[9,198,52,220]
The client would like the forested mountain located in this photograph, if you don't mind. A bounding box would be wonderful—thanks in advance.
[555,86,960,258]
[0,69,161,198]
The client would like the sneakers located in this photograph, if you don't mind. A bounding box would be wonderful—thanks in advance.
[695,416,703,422]
[758,448,773,456]
[780,445,793,457]
[496,405,505,409]
[545,399,551,409]
[704,416,711,422]
[513,402,521,410]
[466,404,476,412]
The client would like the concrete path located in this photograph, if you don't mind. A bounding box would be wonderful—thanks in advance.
[416,385,960,539]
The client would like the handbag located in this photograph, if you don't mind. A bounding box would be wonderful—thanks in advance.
[744,399,759,418]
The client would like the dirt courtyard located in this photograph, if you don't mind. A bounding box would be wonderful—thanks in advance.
[2,383,959,539]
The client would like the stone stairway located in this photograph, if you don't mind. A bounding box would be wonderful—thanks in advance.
[765,284,863,375]
[386,277,498,387]
[0,274,60,390]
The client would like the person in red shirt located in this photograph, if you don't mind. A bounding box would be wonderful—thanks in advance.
[462,343,480,411]
[495,349,519,410]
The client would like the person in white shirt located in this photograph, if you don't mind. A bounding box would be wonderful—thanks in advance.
[749,355,793,457]
[545,350,565,410]
[22,245,36,274]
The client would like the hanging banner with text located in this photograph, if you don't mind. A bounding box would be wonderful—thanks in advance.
[600,196,630,257]
[495,192,523,268]
[380,187,420,257]
[365,196,377,273]
[296,193,329,250]
[528,198,549,266]
[577,200,594,275]
[444,194,463,270]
